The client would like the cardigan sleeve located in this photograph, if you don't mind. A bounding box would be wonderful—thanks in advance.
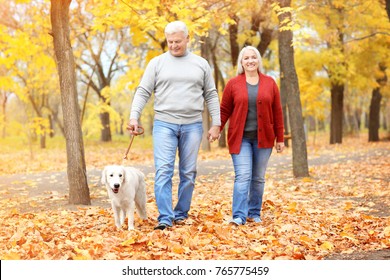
[220,80,234,131]
[272,81,285,142]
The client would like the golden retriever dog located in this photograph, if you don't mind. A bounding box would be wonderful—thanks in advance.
[101,165,147,230]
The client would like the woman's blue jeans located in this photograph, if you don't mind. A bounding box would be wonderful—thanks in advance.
[231,138,272,224]
[152,120,203,226]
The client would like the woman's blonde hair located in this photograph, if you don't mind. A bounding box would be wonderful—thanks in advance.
[236,46,263,75]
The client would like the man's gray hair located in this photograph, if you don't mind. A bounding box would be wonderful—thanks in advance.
[236,46,263,75]
[165,21,189,37]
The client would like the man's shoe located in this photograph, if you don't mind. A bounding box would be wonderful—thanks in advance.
[154,223,171,230]
[229,217,243,226]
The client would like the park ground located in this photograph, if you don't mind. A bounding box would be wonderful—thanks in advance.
[0,132,389,260]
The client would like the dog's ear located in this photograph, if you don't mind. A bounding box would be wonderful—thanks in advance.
[101,167,107,185]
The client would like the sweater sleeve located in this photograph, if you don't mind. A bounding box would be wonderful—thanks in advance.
[203,62,221,126]
[129,58,157,120]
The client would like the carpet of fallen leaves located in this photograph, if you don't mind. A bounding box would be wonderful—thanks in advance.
[0,134,389,260]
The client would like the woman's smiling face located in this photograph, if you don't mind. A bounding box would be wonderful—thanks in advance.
[241,49,259,73]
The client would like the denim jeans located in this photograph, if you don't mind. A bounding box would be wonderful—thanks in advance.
[231,138,272,224]
[152,120,203,226]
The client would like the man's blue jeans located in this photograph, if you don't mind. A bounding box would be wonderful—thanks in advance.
[153,120,203,226]
[231,138,272,224]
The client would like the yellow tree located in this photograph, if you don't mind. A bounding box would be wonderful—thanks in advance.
[227,0,277,64]
[296,0,390,143]
[295,50,329,139]
[0,1,17,139]
[366,0,390,141]
[0,66,13,138]
[0,0,62,148]
[68,0,136,142]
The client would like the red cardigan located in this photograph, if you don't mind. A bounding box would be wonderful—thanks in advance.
[220,73,284,154]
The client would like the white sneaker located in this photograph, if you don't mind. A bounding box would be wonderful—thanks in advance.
[229,217,243,225]
[248,217,262,223]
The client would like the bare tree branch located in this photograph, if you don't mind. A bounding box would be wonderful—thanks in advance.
[344,32,390,43]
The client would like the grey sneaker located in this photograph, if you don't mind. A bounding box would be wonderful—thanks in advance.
[229,217,243,226]
[248,217,262,223]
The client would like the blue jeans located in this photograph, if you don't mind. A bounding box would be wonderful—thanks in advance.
[231,138,272,224]
[153,120,203,226]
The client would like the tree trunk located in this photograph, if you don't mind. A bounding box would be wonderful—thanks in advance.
[369,63,387,141]
[1,91,7,138]
[40,133,46,149]
[50,0,90,205]
[99,94,112,141]
[330,83,344,144]
[48,114,55,137]
[281,85,289,147]
[344,104,359,136]
[355,108,362,130]
[119,117,124,135]
[228,14,240,67]
[258,28,273,57]
[100,111,112,141]
[368,88,382,142]
[277,0,309,178]
[51,108,65,136]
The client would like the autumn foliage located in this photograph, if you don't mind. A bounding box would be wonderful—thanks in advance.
[0,135,389,260]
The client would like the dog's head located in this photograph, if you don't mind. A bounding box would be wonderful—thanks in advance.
[101,165,126,194]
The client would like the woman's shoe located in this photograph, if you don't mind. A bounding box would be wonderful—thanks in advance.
[248,217,262,223]
[229,217,243,226]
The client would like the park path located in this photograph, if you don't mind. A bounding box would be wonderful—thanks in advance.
[0,145,388,213]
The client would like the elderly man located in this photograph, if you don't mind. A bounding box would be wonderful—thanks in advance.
[128,21,220,230]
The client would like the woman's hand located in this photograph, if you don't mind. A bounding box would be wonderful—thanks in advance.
[275,142,285,153]
[208,126,221,142]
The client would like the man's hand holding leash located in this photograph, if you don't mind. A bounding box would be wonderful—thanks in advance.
[127,119,143,135]
[124,119,144,160]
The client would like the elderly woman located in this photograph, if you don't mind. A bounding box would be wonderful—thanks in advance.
[220,46,285,225]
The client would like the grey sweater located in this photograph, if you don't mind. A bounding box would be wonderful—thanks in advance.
[130,51,221,126]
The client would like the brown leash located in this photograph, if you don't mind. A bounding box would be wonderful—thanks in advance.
[123,126,144,160]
